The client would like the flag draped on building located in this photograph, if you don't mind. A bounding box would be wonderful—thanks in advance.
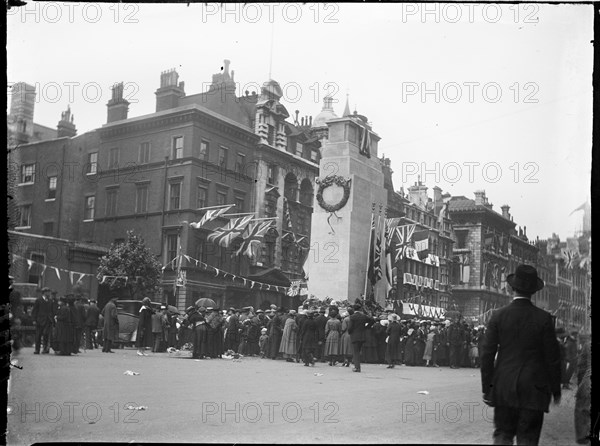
[190,205,233,229]
[395,224,415,263]
[413,229,430,260]
[283,198,293,231]
[207,215,253,248]
[383,218,397,293]
[358,124,371,158]
[235,221,273,259]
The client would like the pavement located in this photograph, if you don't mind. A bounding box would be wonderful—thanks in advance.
[7,347,578,444]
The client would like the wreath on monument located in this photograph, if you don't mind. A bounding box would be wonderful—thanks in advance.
[315,175,352,235]
[316,175,352,213]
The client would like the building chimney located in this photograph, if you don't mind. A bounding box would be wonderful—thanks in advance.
[8,82,36,143]
[408,181,429,209]
[57,105,77,138]
[474,190,486,205]
[501,204,511,219]
[433,186,442,215]
[107,82,130,123]
[155,69,185,112]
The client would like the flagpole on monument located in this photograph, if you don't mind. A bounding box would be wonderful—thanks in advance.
[364,203,376,299]
[173,226,182,307]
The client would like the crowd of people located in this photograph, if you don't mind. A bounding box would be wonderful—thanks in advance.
[173,300,488,371]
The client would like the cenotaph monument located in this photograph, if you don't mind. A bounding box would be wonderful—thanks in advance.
[307,109,387,301]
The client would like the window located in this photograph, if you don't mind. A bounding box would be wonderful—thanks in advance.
[47,176,57,199]
[43,222,54,236]
[169,183,181,210]
[106,189,118,217]
[18,205,31,227]
[197,186,207,209]
[87,152,98,174]
[235,195,245,212]
[219,147,228,168]
[21,164,35,183]
[136,185,149,213]
[109,148,119,169]
[199,140,209,160]
[310,150,318,162]
[235,153,245,173]
[139,142,150,164]
[166,234,178,265]
[173,136,184,159]
[296,142,304,156]
[216,190,227,206]
[456,231,467,249]
[84,196,95,220]
[267,124,275,145]
[28,253,45,286]
[267,165,276,184]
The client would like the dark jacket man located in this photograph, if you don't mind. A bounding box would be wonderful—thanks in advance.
[348,306,374,372]
[84,301,100,349]
[480,265,561,446]
[31,288,55,354]
[314,310,328,360]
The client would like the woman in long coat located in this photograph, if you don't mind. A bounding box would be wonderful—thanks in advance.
[136,297,154,356]
[373,317,388,364]
[362,320,379,363]
[205,309,223,358]
[269,309,284,359]
[386,316,402,368]
[299,310,318,366]
[102,297,119,353]
[404,323,417,366]
[339,308,354,367]
[55,297,74,355]
[324,315,342,366]
[279,312,298,362]
[183,306,207,359]
[423,326,437,366]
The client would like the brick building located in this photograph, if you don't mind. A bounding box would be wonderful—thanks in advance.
[9,61,321,311]
[447,190,539,321]
[381,170,454,312]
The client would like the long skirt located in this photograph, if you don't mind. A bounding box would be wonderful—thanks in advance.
[269,330,283,358]
[362,329,379,363]
[340,332,352,357]
[423,339,434,361]
[404,340,416,365]
[56,322,74,355]
[575,371,591,443]
[324,330,341,357]
[193,325,208,358]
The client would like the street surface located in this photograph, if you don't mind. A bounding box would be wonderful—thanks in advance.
[7,347,577,444]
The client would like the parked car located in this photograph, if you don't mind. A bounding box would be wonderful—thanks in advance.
[112,299,162,348]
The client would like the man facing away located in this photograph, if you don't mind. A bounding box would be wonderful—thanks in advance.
[348,304,374,373]
[480,264,562,445]
[31,287,55,354]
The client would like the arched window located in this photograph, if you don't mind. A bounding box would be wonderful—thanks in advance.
[284,172,298,202]
[299,178,313,207]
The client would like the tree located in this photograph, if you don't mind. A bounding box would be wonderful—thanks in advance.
[96,230,163,300]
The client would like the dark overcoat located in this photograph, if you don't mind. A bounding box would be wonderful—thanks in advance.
[480,299,561,412]
[102,300,119,342]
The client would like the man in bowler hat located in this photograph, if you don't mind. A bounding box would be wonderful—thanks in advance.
[31,287,55,354]
[348,304,374,372]
[480,264,561,445]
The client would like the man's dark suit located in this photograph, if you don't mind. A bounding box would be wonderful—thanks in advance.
[314,313,328,361]
[348,310,373,372]
[31,296,55,353]
[480,298,561,445]
[84,304,101,349]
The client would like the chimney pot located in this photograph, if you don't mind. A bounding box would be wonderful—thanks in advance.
[224,59,231,75]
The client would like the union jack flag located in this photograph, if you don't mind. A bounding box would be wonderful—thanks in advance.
[190,205,233,229]
[235,221,273,259]
[394,224,415,263]
[562,249,577,270]
[207,215,253,248]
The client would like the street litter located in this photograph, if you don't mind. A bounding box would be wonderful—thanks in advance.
[313,373,324,376]
[123,370,140,376]
[125,405,148,411]
[417,390,429,395]
[167,347,179,353]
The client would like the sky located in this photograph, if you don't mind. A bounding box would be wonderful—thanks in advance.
[7,2,593,241]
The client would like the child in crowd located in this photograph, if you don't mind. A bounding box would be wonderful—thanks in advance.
[259,328,269,358]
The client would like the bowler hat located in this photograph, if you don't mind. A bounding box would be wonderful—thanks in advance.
[41,287,51,293]
[256,309,264,314]
[507,264,544,294]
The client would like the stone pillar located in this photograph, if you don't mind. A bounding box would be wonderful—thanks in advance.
[307,116,387,302]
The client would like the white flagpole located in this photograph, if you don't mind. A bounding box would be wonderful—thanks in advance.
[221,212,256,217]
